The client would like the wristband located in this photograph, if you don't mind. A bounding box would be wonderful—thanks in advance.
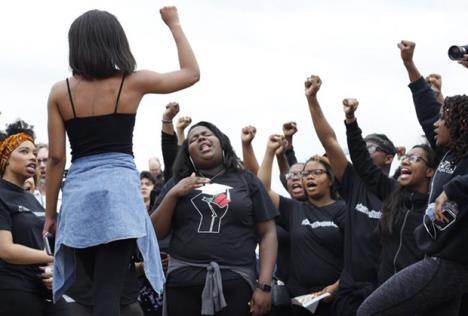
[161,119,173,124]
[256,282,272,292]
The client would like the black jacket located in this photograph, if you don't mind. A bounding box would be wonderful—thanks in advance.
[410,77,468,265]
[345,120,427,284]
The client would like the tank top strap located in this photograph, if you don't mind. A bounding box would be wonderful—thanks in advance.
[114,75,126,113]
[66,78,77,118]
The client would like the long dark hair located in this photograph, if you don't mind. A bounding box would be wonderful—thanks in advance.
[443,95,468,164]
[68,10,136,80]
[172,121,243,180]
[379,144,437,236]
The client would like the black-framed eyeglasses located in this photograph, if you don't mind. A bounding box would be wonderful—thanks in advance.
[300,169,327,177]
[285,171,301,180]
[399,154,428,165]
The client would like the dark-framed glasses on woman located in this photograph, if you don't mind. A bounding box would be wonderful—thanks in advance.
[300,169,327,177]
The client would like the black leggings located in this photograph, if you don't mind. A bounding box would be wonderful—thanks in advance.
[0,290,70,316]
[166,278,252,316]
[75,239,136,316]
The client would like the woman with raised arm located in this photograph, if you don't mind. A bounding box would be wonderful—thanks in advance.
[357,40,468,316]
[305,75,388,316]
[43,6,199,316]
[0,120,69,315]
[341,99,437,284]
[258,134,345,316]
[151,121,277,316]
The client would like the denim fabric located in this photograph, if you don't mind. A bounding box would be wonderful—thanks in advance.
[53,153,165,302]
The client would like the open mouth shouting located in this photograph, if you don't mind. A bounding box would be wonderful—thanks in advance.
[25,162,37,175]
[399,167,412,182]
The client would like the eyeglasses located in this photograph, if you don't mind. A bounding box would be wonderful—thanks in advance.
[366,144,384,154]
[285,171,301,180]
[399,154,428,165]
[300,169,327,177]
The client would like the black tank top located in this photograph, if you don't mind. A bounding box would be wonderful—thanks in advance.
[64,76,136,162]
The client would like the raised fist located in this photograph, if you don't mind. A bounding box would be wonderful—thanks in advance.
[396,146,406,159]
[176,116,192,131]
[163,102,179,120]
[282,122,298,138]
[425,74,442,94]
[397,40,416,64]
[267,134,286,155]
[342,98,359,117]
[241,126,257,144]
[160,6,180,27]
[304,75,322,98]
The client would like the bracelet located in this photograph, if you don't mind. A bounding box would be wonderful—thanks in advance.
[161,119,173,124]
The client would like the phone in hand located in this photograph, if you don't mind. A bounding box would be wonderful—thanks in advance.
[43,234,55,256]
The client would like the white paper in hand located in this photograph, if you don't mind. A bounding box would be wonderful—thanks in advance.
[291,292,331,313]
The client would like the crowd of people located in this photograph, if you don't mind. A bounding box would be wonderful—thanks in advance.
[0,5,468,316]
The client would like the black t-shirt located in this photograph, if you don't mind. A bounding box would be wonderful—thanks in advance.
[278,196,345,296]
[156,170,278,286]
[275,224,290,283]
[0,178,48,294]
[338,164,382,285]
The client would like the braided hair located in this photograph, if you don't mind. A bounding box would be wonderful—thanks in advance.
[443,95,468,164]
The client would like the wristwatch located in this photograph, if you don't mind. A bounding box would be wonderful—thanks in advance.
[256,282,272,292]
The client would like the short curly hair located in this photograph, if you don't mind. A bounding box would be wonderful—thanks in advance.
[5,119,35,139]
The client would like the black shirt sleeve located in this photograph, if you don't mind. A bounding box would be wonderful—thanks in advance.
[244,171,279,223]
[0,200,11,231]
[444,174,468,204]
[161,131,179,181]
[332,201,347,231]
[285,147,298,166]
[408,77,442,152]
[277,195,297,230]
[150,177,177,215]
[345,119,395,200]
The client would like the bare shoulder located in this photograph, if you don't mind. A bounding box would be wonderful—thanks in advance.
[48,79,67,101]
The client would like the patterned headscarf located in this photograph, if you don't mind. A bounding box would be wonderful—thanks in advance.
[0,133,35,175]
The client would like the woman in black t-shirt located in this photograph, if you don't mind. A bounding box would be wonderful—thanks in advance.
[258,134,346,316]
[0,121,69,315]
[151,121,278,316]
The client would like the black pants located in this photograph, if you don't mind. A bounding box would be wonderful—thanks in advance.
[0,290,70,316]
[75,239,136,316]
[357,257,468,316]
[66,302,143,316]
[166,278,252,316]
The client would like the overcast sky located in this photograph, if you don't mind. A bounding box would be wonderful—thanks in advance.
[1,0,468,192]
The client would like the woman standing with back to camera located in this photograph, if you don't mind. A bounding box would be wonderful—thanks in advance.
[43,6,199,316]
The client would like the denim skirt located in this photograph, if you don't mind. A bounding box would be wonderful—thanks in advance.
[53,153,165,302]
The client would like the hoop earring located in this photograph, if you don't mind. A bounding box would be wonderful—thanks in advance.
[189,155,198,173]
[222,150,226,164]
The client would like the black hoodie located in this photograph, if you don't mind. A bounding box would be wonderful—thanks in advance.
[409,77,468,265]
[344,120,429,284]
